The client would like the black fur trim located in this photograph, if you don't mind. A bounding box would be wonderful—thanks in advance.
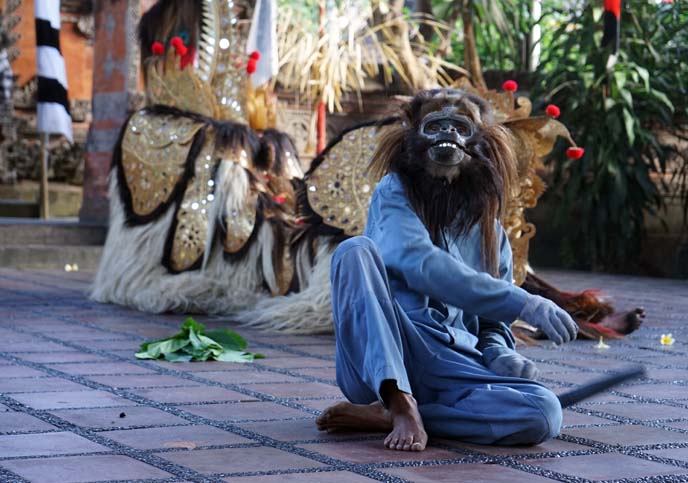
[255,129,300,175]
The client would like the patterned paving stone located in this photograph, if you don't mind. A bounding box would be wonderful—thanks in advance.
[155,446,326,475]
[100,424,252,449]
[561,410,618,427]
[198,369,304,385]
[17,352,111,363]
[0,376,89,393]
[260,357,337,369]
[298,440,459,464]
[48,362,157,376]
[563,424,688,446]
[179,401,310,422]
[226,471,377,482]
[441,437,592,456]
[291,367,338,381]
[0,365,49,378]
[151,360,258,372]
[2,267,688,480]
[236,418,385,443]
[11,389,138,410]
[594,402,688,421]
[644,447,688,464]
[0,431,108,457]
[244,382,344,399]
[383,463,557,482]
[618,383,688,400]
[85,373,202,388]
[524,452,688,480]
[129,385,259,404]
[0,454,173,483]
[0,412,57,433]
[297,398,349,412]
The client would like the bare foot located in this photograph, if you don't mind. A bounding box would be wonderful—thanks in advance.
[381,383,428,452]
[316,401,392,433]
[598,307,645,335]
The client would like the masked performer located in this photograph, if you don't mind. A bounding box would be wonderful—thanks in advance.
[316,89,578,451]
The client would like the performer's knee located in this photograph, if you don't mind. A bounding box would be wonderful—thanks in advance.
[523,386,562,444]
[331,236,380,277]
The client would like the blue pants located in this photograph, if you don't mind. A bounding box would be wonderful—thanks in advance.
[330,237,562,446]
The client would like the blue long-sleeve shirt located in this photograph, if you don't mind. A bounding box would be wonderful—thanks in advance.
[363,173,530,355]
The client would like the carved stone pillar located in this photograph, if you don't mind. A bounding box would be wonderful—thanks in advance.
[80,0,142,224]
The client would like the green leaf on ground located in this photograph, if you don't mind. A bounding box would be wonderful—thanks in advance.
[135,318,263,363]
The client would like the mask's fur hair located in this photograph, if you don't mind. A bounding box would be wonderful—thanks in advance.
[369,89,517,275]
[138,0,201,67]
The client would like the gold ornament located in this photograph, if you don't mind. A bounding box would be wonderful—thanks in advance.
[168,129,217,272]
[121,112,204,217]
[305,125,380,236]
[146,50,219,119]
[223,185,258,254]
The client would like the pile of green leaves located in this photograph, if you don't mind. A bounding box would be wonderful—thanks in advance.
[532,2,687,269]
[136,318,264,363]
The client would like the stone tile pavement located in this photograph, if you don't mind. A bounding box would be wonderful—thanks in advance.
[0,267,686,482]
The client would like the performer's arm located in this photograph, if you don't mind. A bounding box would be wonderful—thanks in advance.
[477,228,519,363]
[368,177,529,324]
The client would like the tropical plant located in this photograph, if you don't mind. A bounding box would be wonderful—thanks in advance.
[532,1,687,270]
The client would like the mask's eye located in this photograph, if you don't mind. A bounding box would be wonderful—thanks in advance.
[456,123,472,137]
[425,122,441,133]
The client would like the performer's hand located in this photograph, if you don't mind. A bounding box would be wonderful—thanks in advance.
[520,295,578,344]
[487,351,539,380]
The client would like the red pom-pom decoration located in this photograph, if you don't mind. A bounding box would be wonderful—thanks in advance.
[179,47,195,69]
[170,36,184,48]
[175,44,188,57]
[272,195,286,204]
[502,80,518,92]
[566,147,585,159]
[545,104,561,118]
[151,42,165,56]
[246,59,257,74]
[249,51,261,60]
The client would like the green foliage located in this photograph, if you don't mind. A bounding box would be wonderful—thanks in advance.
[532,2,687,269]
[136,318,264,363]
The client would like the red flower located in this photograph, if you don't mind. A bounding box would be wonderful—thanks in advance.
[566,147,585,159]
[502,80,518,92]
[545,104,561,118]
[151,42,165,56]
[249,51,261,60]
[246,59,257,74]
[272,195,286,204]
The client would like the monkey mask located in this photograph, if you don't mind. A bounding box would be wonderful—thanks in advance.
[418,106,477,178]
